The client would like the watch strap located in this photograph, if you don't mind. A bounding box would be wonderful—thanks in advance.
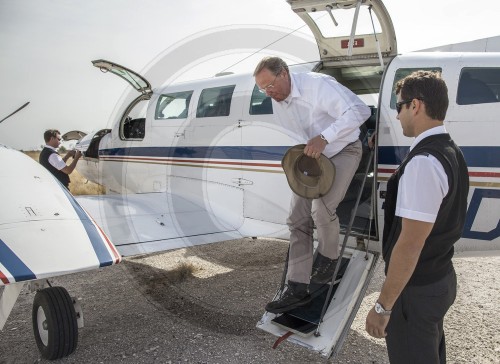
[375,301,392,316]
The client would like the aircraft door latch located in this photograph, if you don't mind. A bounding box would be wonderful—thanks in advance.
[231,178,253,186]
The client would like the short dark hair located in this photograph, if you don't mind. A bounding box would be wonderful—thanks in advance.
[395,70,449,121]
[44,129,60,143]
[253,56,289,77]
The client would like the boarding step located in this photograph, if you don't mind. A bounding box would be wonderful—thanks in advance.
[271,257,350,337]
[257,248,378,359]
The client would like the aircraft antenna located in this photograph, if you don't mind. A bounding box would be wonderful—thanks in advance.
[0,102,30,124]
[216,21,317,74]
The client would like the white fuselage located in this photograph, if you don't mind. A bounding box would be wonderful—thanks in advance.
[75,53,500,257]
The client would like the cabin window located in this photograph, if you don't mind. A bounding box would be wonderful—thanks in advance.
[155,91,193,119]
[389,68,442,110]
[196,85,235,118]
[457,68,500,105]
[249,84,273,115]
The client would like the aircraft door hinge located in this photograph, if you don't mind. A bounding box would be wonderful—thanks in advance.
[231,178,253,186]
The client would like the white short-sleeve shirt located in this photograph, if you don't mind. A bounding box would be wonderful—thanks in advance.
[45,145,67,171]
[395,126,450,223]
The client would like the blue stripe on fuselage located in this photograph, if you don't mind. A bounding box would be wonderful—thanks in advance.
[100,146,289,161]
[0,238,36,282]
[99,145,499,168]
[378,146,500,167]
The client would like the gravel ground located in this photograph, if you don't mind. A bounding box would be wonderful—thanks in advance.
[1,238,499,364]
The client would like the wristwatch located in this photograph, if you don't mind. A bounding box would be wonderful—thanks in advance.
[320,134,328,144]
[374,302,392,316]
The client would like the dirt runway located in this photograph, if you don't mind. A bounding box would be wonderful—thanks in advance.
[1,238,498,363]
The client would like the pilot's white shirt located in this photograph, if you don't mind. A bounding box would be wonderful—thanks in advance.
[45,145,67,171]
[271,72,371,158]
[396,125,450,223]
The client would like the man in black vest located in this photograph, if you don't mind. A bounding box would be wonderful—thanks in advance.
[39,129,82,189]
[365,71,469,363]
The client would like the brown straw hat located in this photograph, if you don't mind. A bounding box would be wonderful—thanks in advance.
[281,144,335,199]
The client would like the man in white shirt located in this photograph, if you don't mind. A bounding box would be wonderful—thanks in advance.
[39,129,81,189]
[253,56,371,313]
[365,71,469,363]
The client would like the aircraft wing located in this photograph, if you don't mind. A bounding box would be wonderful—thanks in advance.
[0,145,121,286]
[75,192,243,256]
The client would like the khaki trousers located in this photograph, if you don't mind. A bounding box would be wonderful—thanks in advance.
[286,140,362,284]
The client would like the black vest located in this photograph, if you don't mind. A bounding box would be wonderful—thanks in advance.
[383,134,469,286]
[39,147,70,188]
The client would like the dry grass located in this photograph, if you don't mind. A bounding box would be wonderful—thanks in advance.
[167,261,198,282]
[70,172,106,195]
[23,150,105,196]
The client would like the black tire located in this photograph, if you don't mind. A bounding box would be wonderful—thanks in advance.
[32,286,78,360]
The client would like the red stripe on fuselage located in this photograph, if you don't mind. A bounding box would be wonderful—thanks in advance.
[102,156,281,168]
[378,169,500,178]
[469,171,500,177]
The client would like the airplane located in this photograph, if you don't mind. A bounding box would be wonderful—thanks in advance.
[9,0,499,360]
[0,104,122,360]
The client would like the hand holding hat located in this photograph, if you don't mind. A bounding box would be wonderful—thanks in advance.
[281,144,335,199]
[303,134,328,159]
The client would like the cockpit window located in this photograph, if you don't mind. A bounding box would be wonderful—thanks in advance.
[155,91,194,119]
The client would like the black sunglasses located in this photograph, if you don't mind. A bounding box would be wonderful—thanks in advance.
[396,98,424,114]
[396,100,412,114]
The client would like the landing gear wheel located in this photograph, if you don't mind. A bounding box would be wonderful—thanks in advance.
[32,286,78,360]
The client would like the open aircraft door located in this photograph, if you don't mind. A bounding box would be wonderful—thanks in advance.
[89,59,153,194]
[61,129,113,186]
[257,1,398,358]
[286,0,398,241]
[288,0,397,67]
